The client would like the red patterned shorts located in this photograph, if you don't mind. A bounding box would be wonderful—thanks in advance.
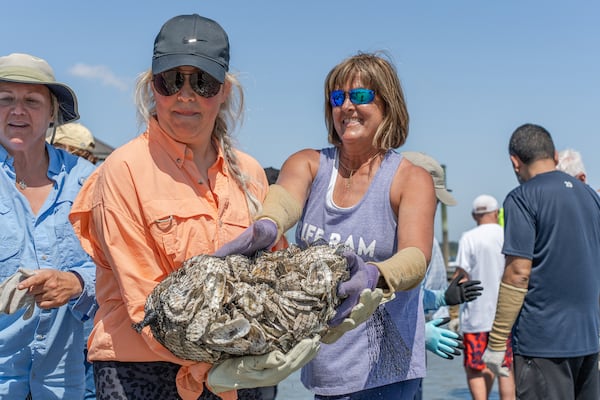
[463,332,513,371]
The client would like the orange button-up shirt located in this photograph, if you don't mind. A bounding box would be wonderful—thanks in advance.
[70,118,270,400]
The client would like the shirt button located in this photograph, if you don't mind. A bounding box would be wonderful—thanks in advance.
[36,334,45,341]
[41,255,47,260]
[176,158,182,164]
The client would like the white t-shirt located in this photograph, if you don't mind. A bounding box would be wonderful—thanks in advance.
[455,223,504,333]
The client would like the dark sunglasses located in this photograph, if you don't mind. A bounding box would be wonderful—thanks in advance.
[329,88,375,107]
[152,69,221,98]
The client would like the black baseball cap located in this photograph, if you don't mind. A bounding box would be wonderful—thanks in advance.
[152,14,230,83]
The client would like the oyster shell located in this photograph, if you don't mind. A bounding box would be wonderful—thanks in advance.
[133,244,349,363]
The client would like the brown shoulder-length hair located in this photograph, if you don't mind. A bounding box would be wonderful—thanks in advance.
[324,51,409,150]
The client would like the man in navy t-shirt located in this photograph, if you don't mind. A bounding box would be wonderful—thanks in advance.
[483,123,600,400]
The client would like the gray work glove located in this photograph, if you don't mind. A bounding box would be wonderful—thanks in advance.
[482,348,510,377]
[0,268,36,319]
[321,288,384,344]
[207,335,320,393]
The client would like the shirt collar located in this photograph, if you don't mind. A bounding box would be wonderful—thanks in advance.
[46,143,64,177]
[0,142,64,181]
[0,144,10,165]
[148,117,227,175]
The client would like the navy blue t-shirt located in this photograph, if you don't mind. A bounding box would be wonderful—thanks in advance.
[503,170,600,357]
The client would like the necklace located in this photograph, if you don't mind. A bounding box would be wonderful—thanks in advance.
[338,151,382,190]
[17,179,27,190]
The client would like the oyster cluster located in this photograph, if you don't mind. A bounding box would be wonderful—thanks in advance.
[133,244,349,363]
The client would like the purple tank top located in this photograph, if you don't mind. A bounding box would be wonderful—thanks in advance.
[297,147,426,395]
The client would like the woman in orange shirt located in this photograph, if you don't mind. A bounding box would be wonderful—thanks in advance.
[70,14,317,400]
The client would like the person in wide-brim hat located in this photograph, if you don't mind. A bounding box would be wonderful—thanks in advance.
[0,52,96,400]
[0,52,79,124]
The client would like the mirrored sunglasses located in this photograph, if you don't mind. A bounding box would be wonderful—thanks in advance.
[329,88,375,107]
[153,69,221,98]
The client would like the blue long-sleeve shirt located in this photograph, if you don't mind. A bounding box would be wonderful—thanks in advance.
[422,238,449,319]
[0,143,96,399]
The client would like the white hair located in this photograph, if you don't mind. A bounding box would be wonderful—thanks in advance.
[557,148,586,180]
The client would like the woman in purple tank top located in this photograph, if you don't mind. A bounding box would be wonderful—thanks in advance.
[215,52,437,399]
[284,51,437,400]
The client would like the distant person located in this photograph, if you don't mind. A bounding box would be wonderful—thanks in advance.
[408,150,456,323]
[0,52,96,399]
[556,148,600,382]
[454,194,515,400]
[402,151,482,358]
[483,123,600,400]
[49,121,99,164]
[402,151,483,400]
[48,121,99,400]
[557,148,586,183]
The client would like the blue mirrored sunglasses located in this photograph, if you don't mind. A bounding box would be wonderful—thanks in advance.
[329,88,375,107]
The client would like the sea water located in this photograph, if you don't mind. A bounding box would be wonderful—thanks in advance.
[277,353,500,399]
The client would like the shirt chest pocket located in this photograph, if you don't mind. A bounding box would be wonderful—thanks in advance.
[0,201,21,272]
[145,200,216,267]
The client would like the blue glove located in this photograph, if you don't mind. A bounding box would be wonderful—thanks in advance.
[425,317,463,359]
[330,249,380,326]
[213,219,278,257]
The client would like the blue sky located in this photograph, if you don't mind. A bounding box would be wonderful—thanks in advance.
[3,1,599,242]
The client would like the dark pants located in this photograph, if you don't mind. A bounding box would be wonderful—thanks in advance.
[93,360,275,400]
[314,378,420,400]
[514,353,600,400]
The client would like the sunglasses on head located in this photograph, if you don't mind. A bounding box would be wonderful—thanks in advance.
[152,69,221,98]
[329,88,375,107]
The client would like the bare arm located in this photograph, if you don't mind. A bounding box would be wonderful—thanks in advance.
[276,148,321,211]
[450,266,469,281]
[372,158,437,293]
[503,255,532,288]
[394,158,437,262]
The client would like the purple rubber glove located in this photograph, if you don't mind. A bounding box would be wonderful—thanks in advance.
[329,249,380,326]
[213,219,278,257]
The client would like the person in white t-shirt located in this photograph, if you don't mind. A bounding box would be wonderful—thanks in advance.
[453,194,515,400]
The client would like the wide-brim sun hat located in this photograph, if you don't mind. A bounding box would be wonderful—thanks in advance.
[0,53,79,125]
[402,151,457,206]
[152,14,230,83]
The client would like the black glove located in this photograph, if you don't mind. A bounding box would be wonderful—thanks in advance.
[444,273,483,306]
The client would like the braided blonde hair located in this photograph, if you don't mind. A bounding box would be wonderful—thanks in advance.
[134,69,262,219]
